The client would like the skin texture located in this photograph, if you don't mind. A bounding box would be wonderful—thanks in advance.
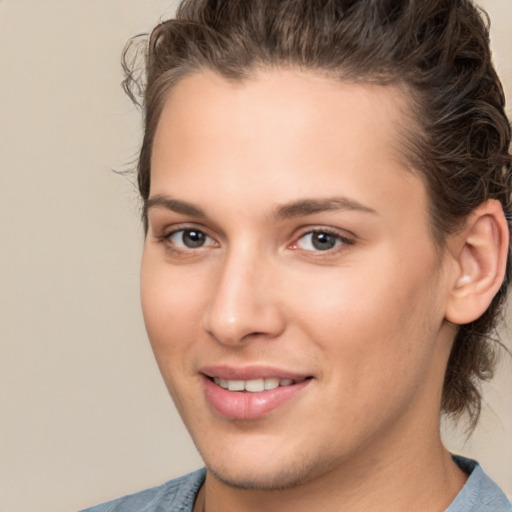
[141,69,482,511]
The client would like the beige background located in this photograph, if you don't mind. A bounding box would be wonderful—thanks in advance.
[0,1,510,511]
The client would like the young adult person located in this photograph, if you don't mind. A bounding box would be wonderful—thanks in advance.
[81,0,512,510]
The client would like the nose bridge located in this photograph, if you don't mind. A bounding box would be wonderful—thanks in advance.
[203,242,283,345]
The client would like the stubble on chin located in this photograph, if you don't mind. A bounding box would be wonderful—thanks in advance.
[200,442,338,492]
[206,461,312,491]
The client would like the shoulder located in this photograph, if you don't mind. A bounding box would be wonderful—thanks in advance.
[447,456,511,512]
[76,468,206,512]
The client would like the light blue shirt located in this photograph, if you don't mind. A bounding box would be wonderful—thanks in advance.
[79,456,511,511]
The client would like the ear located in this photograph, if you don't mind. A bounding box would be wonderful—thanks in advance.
[445,200,509,325]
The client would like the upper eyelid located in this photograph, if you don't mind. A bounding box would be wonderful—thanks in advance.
[148,208,356,236]
[293,226,355,241]
[160,223,214,238]
[166,227,217,243]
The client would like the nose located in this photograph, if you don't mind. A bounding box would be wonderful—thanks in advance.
[202,248,286,346]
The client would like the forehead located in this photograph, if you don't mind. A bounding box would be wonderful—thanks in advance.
[152,68,413,172]
[150,68,428,234]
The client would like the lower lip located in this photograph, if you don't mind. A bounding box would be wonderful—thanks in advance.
[202,376,311,420]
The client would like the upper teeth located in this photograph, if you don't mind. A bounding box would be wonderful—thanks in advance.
[213,377,295,392]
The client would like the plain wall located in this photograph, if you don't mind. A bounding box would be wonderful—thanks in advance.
[0,1,510,511]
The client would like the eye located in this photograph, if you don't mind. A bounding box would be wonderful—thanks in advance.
[293,230,350,252]
[167,228,215,249]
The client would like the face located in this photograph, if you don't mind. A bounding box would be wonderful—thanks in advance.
[141,69,455,490]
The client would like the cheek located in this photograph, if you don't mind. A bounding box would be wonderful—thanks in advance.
[289,248,444,382]
[295,268,444,438]
[140,255,209,417]
[140,251,206,365]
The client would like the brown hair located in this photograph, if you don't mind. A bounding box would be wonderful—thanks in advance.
[123,0,512,428]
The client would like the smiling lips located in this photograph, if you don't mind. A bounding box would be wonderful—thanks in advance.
[201,367,312,420]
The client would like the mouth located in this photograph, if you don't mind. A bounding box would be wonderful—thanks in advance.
[200,367,313,420]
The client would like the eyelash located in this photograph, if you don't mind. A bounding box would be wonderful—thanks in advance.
[154,226,354,255]
[154,226,218,255]
[291,228,354,253]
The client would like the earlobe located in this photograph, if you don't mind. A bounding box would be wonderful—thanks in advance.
[445,200,509,325]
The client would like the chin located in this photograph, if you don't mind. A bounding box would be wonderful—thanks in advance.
[197,437,339,492]
[205,460,313,491]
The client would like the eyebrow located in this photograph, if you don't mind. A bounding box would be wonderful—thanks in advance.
[271,197,377,220]
[144,195,206,218]
[144,195,377,220]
